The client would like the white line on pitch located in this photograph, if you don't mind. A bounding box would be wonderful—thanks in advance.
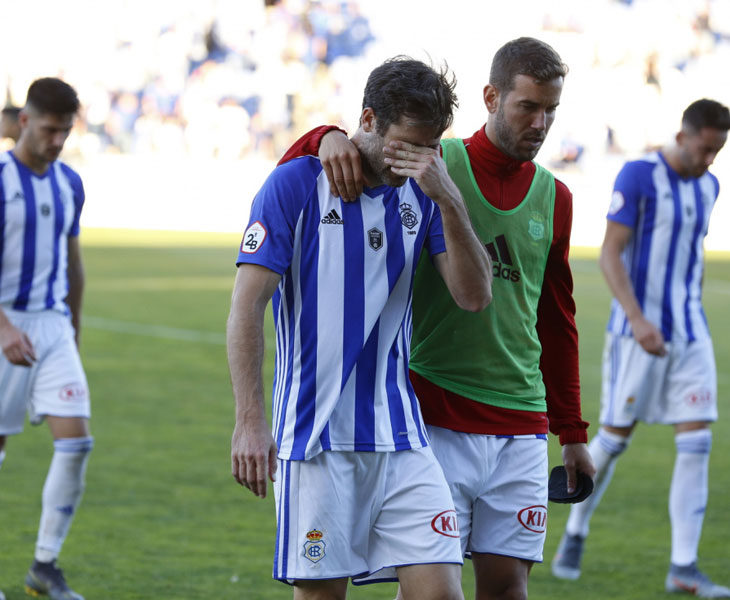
[83,316,226,345]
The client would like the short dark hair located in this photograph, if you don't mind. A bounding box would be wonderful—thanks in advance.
[2,106,21,120]
[25,77,80,116]
[682,99,730,133]
[489,37,568,93]
[362,56,458,136]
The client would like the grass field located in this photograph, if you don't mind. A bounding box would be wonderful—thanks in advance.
[0,230,728,599]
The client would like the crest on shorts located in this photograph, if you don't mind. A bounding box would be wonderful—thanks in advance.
[399,203,418,229]
[303,529,326,563]
[368,227,383,251]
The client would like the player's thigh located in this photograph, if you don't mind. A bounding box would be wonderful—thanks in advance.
[426,425,486,555]
[273,452,380,582]
[29,325,90,425]
[472,553,531,600]
[664,338,717,425]
[397,562,463,600]
[0,356,34,436]
[357,446,462,583]
[600,333,668,427]
[470,437,547,562]
[293,577,348,600]
[46,415,90,439]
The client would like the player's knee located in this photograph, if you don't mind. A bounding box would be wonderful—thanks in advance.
[597,428,631,457]
[675,428,712,454]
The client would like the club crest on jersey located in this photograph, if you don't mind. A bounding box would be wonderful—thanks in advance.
[303,529,326,563]
[517,505,547,533]
[399,202,418,229]
[368,227,383,251]
[431,509,459,538]
[40,203,52,217]
[528,212,545,241]
[240,221,267,254]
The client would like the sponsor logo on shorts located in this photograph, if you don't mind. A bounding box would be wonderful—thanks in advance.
[431,509,459,538]
[303,529,326,563]
[684,389,712,408]
[517,505,547,533]
[59,383,87,402]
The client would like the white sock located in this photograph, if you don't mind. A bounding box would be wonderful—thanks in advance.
[35,437,93,562]
[670,429,711,567]
[0,449,5,470]
[565,429,630,538]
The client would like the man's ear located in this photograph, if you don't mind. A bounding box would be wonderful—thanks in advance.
[361,107,376,133]
[483,84,500,115]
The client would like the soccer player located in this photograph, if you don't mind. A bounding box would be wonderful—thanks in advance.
[227,57,492,600]
[0,78,91,600]
[1,106,21,149]
[277,37,595,600]
[552,99,730,597]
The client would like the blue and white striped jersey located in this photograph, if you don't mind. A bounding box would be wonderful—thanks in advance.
[606,151,719,342]
[237,156,446,460]
[0,151,84,315]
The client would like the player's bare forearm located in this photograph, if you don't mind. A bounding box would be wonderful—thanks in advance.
[433,196,492,312]
[384,140,491,311]
[227,265,280,498]
[66,236,85,346]
[600,221,665,355]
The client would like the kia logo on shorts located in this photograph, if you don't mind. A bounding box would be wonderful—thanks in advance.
[517,505,547,533]
[431,510,459,538]
[59,384,87,402]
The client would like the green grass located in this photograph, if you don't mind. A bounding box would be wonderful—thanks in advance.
[0,232,728,599]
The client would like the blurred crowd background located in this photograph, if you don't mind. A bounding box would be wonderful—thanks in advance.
[1,0,729,247]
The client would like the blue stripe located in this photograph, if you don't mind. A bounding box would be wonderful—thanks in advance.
[273,460,282,579]
[661,176,683,341]
[631,193,656,336]
[354,325,378,451]
[0,164,6,285]
[13,161,37,310]
[341,200,365,393]
[607,336,620,425]
[45,166,65,309]
[54,436,94,453]
[274,460,291,579]
[273,276,296,450]
[290,205,321,459]
[405,326,428,447]
[683,180,705,342]
[383,196,409,447]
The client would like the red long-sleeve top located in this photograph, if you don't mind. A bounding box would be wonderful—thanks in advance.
[278,125,588,445]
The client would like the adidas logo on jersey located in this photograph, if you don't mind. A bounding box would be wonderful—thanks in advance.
[321,209,344,225]
[486,234,521,282]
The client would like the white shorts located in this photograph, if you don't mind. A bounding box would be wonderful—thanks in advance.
[272,446,463,585]
[427,425,548,563]
[600,333,717,427]
[0,309,90,435]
